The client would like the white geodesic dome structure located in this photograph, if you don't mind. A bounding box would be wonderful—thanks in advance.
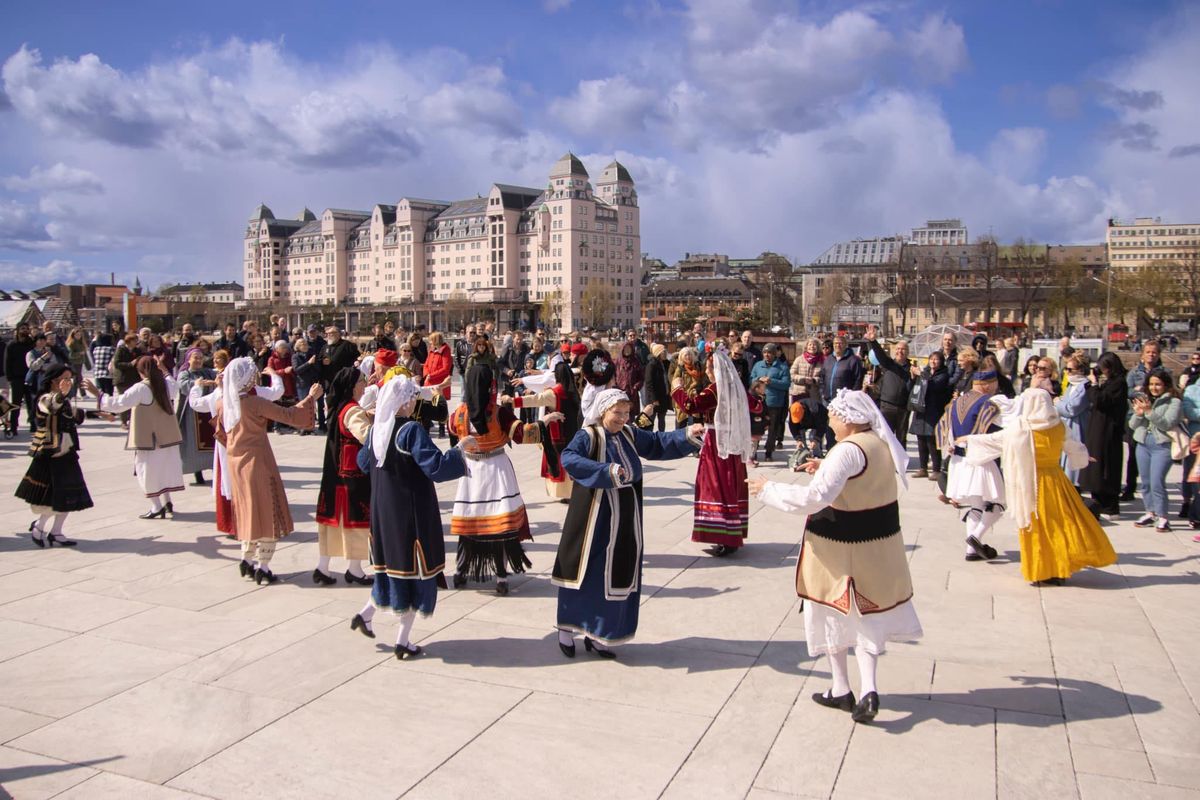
[907,324,975,358]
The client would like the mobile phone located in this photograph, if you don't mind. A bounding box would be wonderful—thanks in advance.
[1132,391,1150,404]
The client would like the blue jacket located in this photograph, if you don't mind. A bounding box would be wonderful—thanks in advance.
[822,350,865,402]
[750,357,791,408]
[1182,381,1200,436]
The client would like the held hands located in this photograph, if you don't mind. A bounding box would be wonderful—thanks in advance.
[544,411,565,423]
[459,435,480,453]
[746,475,769,496]
[308,383,324,399]
[498,395,513,406]
[688,422,704,439]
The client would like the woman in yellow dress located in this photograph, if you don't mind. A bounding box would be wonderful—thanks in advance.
[962,387,1117,585]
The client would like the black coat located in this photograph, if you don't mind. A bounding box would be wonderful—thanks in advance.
[1079,377,1128,496]
[645,357,670,408]
[4,337,33,382]
[866,340,913,408]
[909,365,951,437]
[322,339,359,382]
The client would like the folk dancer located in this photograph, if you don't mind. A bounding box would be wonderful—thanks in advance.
[936,370,1004,562]
[176,348,217,486]
[750,389,922,724]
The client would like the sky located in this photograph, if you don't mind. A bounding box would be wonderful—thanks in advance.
[0,0,1197,291]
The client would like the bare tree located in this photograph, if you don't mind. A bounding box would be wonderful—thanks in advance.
[1176,250,1200,330]
[810,272,848,329]
[580,282,616,330]
[1046,256,1085,332]
[975,235,1001,323]
[538,289,563,330]
[1002,239,1053,324]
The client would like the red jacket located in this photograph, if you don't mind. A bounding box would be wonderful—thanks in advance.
[423,343,453,399]
[267,353,296,398]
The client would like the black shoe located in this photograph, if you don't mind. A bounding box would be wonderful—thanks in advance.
[704,544,734,557]
[343,570,372,586]
[851,691,880,723]
[165,502,174,517]
[584,638,617,659]
[964,553,984,562]
[47,533,77,547]
[452,573,467,589]
[193,477,207,486]
[394,643,423,660]
[255,567,278,585]
[559,639,576,658]
[1119,491,1137,502]
[812,690,856,711]
[239,560,254,578]
[312,568,336,586]
[966,535,998,561]
[139,508,167,520]
[29,521,45,548]
[350,614,376,639]
[496,581,509,596]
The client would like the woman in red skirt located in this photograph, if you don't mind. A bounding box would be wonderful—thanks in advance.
[672,349,755,556]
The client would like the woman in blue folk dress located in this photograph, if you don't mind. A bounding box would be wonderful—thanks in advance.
[348,377,474,660]
[553,388,703,659]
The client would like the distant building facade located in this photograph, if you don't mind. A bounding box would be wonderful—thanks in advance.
[910,219,968,246]
[243,153,641,331]
[160,282,244,304]
[1106,216,1200,274]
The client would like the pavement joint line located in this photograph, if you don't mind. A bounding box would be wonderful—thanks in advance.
[992,708,998,800]
[1111,663,1159,785]
[1038,565,1083,800]
[397,689,535,799]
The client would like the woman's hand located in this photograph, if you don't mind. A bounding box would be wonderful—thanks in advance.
[688,422,704,439]
[746,475,769,496]
[308,384,324,399]
[642,403,656,416]
[544,412,565,423]
[799,458,821,474]
[459,435,479,453]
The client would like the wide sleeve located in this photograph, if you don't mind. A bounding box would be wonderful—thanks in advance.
[963,429,1007,465]
[499,404,540,444]
[342,405,372,444]
[514,388,557,409]
[756,442,866,515]
[561,429,617,489]
[672,384,717,416]
[630,425,702,460]
[1062,437,1091,470]
[257,373,286,402]
[519,369,557,393]
[398,421,466,482]
[188,383,219,413]
[99,381,150,413]
[254,395,316,429]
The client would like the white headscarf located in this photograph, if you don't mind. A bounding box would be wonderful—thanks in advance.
[371,376,421,467]
[221,357,259,431]
[828,389,909,489]
[712,350,754,463]
[997,388,1061,530]
[358,355,375,380]
[586,388,632,426]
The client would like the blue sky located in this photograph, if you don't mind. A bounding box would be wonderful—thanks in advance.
[1,0,1197,290]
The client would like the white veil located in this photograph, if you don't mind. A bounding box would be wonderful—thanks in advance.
[222,357,258,431]
[712,350,754,463]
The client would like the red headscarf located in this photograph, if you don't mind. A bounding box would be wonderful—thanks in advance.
[374,348,398,369]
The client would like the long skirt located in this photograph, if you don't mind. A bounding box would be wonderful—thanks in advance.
[16,453,94,513]
[450,452,532,580]
[1021,465,1118,583]
[805,596,923,656]
[317,521,369,560]
[691,428,749,547]
[557,500,640,645]
[178,407,214,474]
[134,446,185,499]
[213,444,235,535]
[372,575,439,617]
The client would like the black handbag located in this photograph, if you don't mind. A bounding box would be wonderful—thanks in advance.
[908,376,928,412]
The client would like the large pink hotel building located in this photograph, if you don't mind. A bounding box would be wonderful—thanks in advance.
[243,153,641,331]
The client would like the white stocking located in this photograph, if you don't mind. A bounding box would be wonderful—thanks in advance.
[36,513,52,533]
[558,630,574,647]
[357,601,375,633]
[50,514,68,535]
[255,540,276,569]
[149,495,163,512]
[161,490,173,506]
[856,648,879,696]
[346,559,365,578]
[396,610,416,647]
[316,555,331,574]
[240,540,258,564]
[828,649,851,697]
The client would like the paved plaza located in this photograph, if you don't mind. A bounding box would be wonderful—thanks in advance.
[1,418,1199,799]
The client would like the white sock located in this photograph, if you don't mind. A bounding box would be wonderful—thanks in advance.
[856,648,879,696]
[161,491,172,506]
[558,630,574,647]
[35,513,52,534]
[828,650,851,697]
[50,513,67,536]
[347,559,365,578]
[357,601,375,632]
[317,555,331,574]
[255,541,276,569]
[149,495,163,512]
[396,610,416,647]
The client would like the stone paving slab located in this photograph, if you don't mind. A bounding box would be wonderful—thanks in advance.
[3,417,1200,798]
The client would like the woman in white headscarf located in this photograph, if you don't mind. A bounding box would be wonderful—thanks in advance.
[961,387,1117,586]
[212,357,323,585]
[348,377,473,659]
[671,349,755,556]
[749,389,921,725]
[553,389,703,658]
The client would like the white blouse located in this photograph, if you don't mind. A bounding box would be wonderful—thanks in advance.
[756,440,868,517]
[99,377,179,414]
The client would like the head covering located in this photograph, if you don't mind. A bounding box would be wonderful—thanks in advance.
[326,366,363,422]
[183,347,204,368]
[582,348,614,386]
[586,388,632,425]
[374,348,398,369]
[711,350,754,463]
[972,370,998,382]
[570,342,589,357]
[358,355,375,380]
[222,357,259,431]
[762,342,778,354]
[828,389,908,489]
[372,376,421,467]
[465,364,495,435]
[307,323,319,333]
[650,343,666,359]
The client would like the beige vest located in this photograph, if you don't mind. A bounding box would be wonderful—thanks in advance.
[127,381,183,450]
[797,431,912,615]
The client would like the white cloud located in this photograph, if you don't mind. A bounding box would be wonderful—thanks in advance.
[550,76,662,140]
[4,163,103,194]
[987,128,1048,182]
[543,0,572,11]
[0,258,117,289]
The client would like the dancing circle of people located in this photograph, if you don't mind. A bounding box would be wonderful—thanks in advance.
[14,332,1120,725]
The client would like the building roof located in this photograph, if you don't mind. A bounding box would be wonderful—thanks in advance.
[601,161,632,182]
[250,204,274,221]
[0,300,40,329]
[494,184,544,210]
[298,208,316,222]
[290,219,323,237]
[265,219,305,237]
[435,197,489,220]
[550,152,588,178]
[160,282,244,294]
[326,209,372,220]
[645,277,754,297]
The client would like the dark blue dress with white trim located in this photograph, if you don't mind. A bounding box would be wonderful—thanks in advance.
[361,418,465,616]
[554,424,698,645]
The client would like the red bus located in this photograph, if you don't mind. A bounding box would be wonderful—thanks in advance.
[1106,323,1129,344]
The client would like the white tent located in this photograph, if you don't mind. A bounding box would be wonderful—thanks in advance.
[907,324,975,358]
